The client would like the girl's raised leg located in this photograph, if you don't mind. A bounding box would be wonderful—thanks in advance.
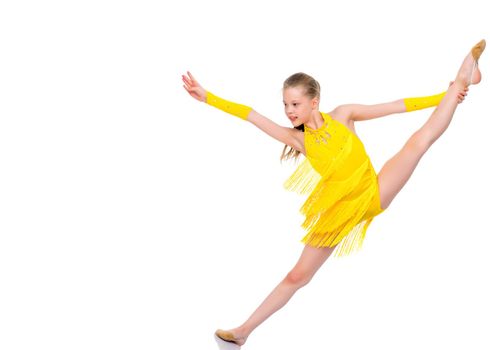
[377,41,484,210]
[216,244,335,346]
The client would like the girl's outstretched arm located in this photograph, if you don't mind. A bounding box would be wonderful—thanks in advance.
[182,71,300,151]
[335,83,468,122]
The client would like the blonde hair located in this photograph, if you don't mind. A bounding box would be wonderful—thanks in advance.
[280,72,321,163]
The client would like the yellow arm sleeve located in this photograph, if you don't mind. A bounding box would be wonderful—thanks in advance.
[206,91,252,121]
[403,92,446,112]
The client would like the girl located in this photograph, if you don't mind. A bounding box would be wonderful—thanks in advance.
[182,40,485,349]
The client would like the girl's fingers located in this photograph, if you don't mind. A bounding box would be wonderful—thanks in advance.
[184,85,199,94]
[182,76,196,91]
[182,75,192,86]
[183,74,201,90]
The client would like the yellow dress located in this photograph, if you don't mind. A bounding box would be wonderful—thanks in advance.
[284,112,385,257]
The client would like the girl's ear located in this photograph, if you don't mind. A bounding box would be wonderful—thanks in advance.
[311,96,319,109]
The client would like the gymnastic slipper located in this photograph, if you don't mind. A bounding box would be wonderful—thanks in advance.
[471,39,486,61]
[214,333,241,350]
[469,39,486,85]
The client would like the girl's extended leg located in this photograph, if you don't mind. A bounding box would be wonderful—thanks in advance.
[377,43,483,210]
[217,244,335,346]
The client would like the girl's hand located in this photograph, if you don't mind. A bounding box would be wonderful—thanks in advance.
[182,71,207,102]
[449,81,469,104]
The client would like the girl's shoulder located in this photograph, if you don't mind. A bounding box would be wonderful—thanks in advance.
[326,108,358,138]
[327,106,351,125]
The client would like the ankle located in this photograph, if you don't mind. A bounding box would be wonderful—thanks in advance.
[235,325,251,338]
[452,78,467,90]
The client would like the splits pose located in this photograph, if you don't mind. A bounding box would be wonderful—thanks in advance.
[182,40,485,348]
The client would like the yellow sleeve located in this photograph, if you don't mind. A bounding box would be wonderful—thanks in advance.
[206,91,253,121]
[403,92,446,112]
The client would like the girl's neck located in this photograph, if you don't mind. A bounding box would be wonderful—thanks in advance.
[305,110,324,130]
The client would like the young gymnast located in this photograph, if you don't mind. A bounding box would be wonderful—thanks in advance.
[182,40,485,349]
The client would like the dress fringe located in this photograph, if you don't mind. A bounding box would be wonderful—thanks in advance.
[283,115,382,257]
[284,156,378,257]
[282,158,321,195]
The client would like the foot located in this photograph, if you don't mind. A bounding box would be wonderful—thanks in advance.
[455,39,485,87]
[215,328,248,346]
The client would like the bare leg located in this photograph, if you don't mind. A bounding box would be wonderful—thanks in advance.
[377,42,484,210]
[216,244,335,346]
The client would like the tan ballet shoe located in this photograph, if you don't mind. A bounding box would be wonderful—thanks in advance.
[215,329,239,343]
[214,330,241,350]
[471,39,486,61]
[465,39,485,86]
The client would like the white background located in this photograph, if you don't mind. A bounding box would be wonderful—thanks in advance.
[1,1,489,349]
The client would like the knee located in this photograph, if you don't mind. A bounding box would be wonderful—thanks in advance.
[407,130,432,153]
[284,269,312,288]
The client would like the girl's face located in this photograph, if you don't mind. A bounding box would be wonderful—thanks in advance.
[283,86,319,127]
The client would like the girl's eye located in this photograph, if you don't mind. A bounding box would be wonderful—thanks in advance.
[293,103,298,106]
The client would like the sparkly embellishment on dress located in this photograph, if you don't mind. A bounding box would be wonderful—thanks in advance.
[305,117,331,144]
[310,132,331,144]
